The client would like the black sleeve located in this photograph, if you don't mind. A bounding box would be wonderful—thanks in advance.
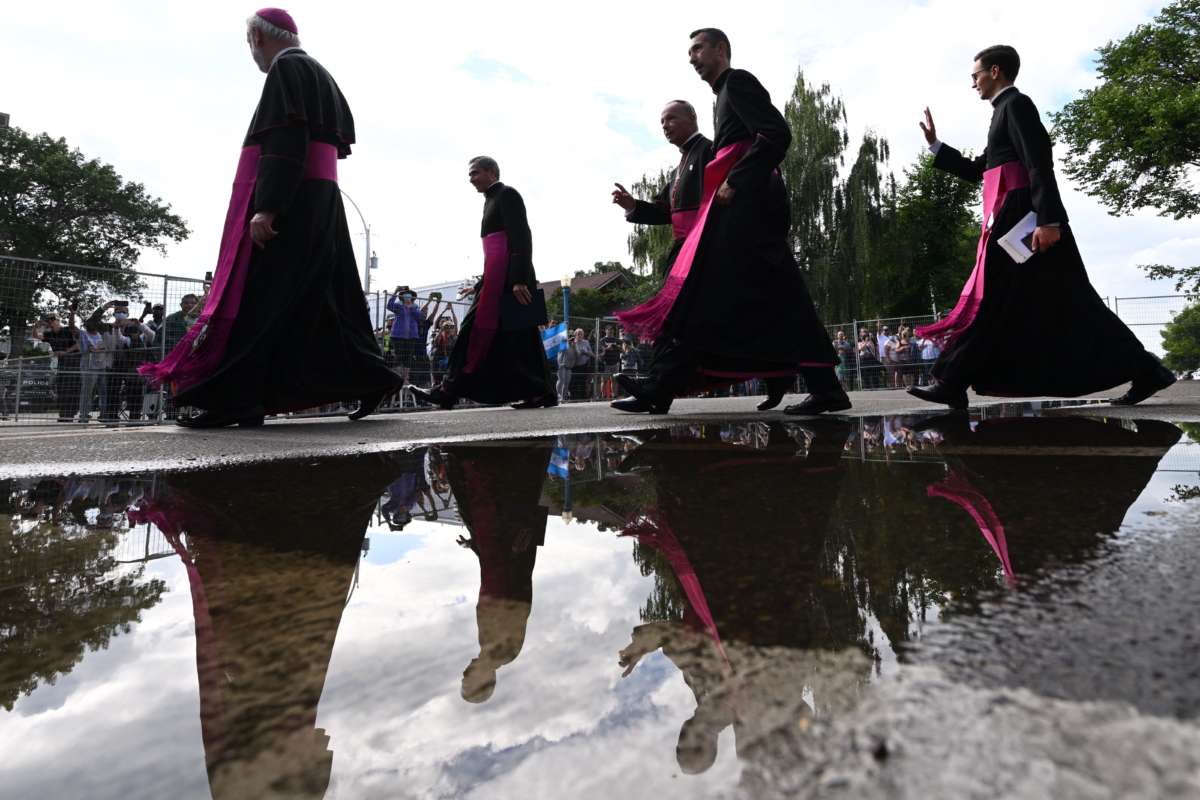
[723,71,792,190]
[1006,95,1069,225]
[626,179,672,225]
[254,123,309,215]
[499,188,536,287]
[932,143,987,183]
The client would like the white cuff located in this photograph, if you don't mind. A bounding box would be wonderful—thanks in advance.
[928,140,943,155]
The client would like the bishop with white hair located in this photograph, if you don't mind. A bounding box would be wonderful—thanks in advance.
[142,8,401,427]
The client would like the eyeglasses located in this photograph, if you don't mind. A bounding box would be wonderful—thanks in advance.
[970,68,990,82]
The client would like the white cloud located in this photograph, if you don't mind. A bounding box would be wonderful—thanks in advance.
[3,0,1194,307]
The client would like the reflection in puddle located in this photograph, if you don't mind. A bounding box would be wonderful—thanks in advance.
[0,413,1193,799]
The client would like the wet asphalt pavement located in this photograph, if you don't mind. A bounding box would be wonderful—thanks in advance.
[2,383,1199,799]
[1,381,1197,479]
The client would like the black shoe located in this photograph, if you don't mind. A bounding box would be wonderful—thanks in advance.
[1112,365,1176,406]
[611,396,672,414]
[349,388,397,421]
[410,386,457,410]
[783,390,853,416]
[511,393,559,410]
[176,409,265,429]
[757,377,792,411]
[907,380,968,411]
[615,373,648,396]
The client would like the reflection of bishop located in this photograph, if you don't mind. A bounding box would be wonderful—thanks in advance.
[131,457,394,800]
[616,420,857,775]
[445,443,552,704]
[922,415,1182,578]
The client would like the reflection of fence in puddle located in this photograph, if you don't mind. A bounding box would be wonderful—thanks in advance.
[112,523,175,564]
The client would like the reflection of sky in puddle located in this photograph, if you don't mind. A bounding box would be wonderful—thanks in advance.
[1,411,1196,799]
[324,518,743,798]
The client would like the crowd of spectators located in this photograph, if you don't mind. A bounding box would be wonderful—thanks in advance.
[0,297,189,424]
[1,286,952,424]
[835,322,941,391]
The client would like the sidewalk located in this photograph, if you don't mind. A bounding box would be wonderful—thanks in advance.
[2,382,1197,478]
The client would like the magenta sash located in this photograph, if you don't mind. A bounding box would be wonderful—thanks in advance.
[621,514,729,666]
[140,141,339,393]
[128,501,229,755]
[670,209,699,241]
[927,471,1016,586]
[916,161,1030,343]
[616,141,751,340]
[464,231,508,374]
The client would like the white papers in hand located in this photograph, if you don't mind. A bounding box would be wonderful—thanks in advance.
[996,211,1038,264]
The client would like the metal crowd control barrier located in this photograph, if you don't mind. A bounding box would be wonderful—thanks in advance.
[2,253,1196,425]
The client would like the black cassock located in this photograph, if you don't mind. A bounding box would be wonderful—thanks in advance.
[625,132,713,276]
[176,49,399,415]
[443,183,555,404]
[928,87,1159,396]
[646,69,837,397]
[444,443,552,703]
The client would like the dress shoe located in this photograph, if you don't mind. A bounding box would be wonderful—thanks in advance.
[906,380,968,411]
[511,393,559,410]
[176,409,265,429]
[1111,364,1177,406]
[410,385,457,410]
[349,388,397,421]
[757,377,792,411]
[614,373,650,396]
[783,390,853,416]
[611,396,672,414]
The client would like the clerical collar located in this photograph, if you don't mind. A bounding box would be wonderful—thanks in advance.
[712,68,732,94]
[991,85,1017,106]
[679,131,702,153]
[270,46,303,68]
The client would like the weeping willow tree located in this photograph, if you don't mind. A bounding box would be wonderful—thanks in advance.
[624,170,676,278]
[830,132,897,321]
[780,70,848,312]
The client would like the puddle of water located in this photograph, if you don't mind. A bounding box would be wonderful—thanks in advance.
[1,410,1196,799]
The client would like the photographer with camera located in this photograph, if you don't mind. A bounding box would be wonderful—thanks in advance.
[117,302,159,420]
[387,286,443,387]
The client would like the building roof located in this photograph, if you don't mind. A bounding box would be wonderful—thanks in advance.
[537,270,629,296]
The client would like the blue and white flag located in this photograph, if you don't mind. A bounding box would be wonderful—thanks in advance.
[542,322,568,360]
[548,447,571,478]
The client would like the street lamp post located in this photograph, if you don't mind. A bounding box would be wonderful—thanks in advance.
[560,275,571,333]
[340,189,372,293]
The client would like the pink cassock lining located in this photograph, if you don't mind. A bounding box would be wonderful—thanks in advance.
[463,231,509,374]
[916,161,1031,343]
[616,141,751,340]
[140,142,339,394]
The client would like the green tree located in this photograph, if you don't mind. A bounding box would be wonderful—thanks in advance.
[0,512,166,710]
[1052,1,1200,292]
[1053,0,1200,219]
[624,171,677,278]
[828,132,896,321]
[0,126,189,343]
[780,71,848,309]
[1160,302,1200,372]
[887,153,981,316]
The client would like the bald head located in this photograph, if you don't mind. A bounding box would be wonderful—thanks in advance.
[660,100,699,147]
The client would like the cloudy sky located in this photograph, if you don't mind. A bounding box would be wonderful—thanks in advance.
[4,0,1196,309]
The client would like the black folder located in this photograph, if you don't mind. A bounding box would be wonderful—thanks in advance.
[500,288,549,330]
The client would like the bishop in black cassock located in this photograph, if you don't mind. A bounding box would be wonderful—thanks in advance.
[141,9,401,427]
[910,45,1175,410]
[612,100,713,278]
[614,29,849,416]
[412,157,557,410]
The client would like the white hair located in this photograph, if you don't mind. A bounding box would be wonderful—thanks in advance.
[246,15,300,46]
